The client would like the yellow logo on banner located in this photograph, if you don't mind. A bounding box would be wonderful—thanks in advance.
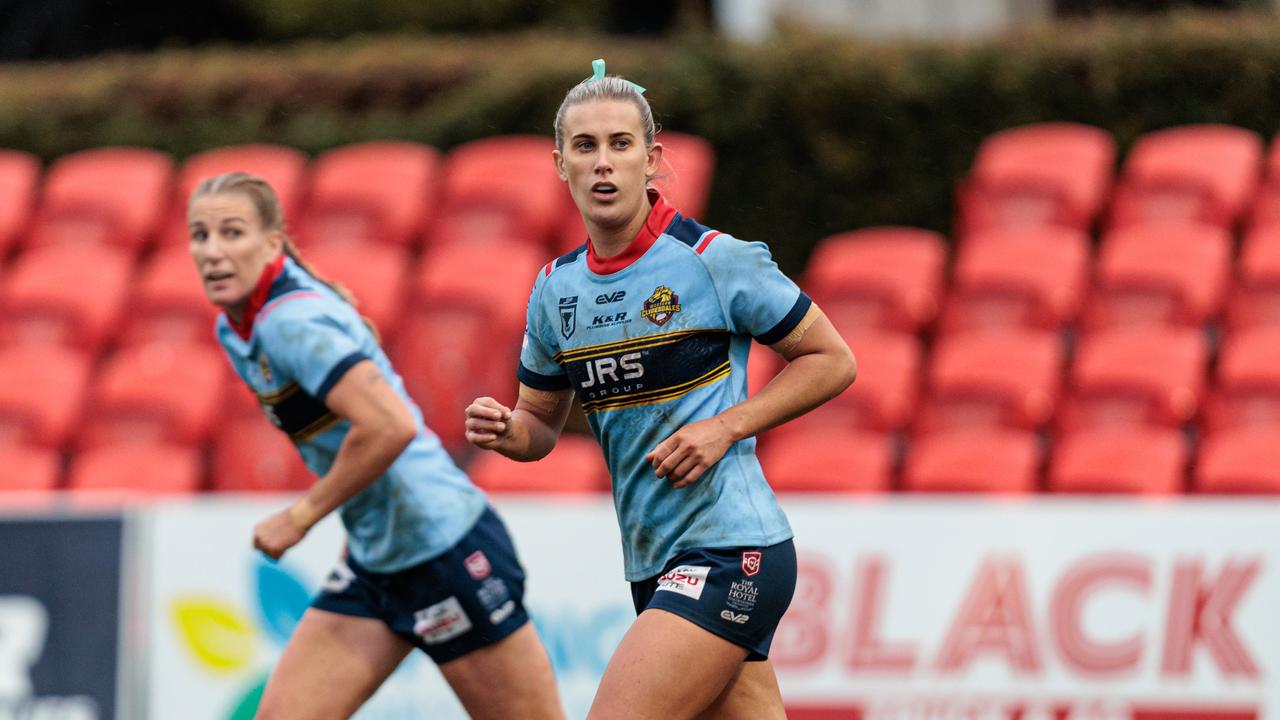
[172,597,256,672]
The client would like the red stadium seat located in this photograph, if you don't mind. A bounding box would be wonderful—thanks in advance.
[804,227,947,334]
[301,241,411,343]
[124,245,220,347]
[1083,222,1230,330]
[166,144,309,247]
[1195,427,1280,494]
[0,346,91,448]
[396,241,540,450]
[1226,224,1280,329]
[902,429,1040,494]
[0,244,132,352]
[1049,427,1186,495]
[80,342,227,448]
[467,433,609,493]
[0,445,61,493]
[915,329,1063,432]
[1109,124,1262,230]
[653,131,715,220]
[0,150,39,256]
[1057,326,1207,431]
[28,147,173,252]
[431,135,565,249]
[67,443,202,496]
[940,226,1089,333]
[394,307,512,454]
[957,123,1115,236]
[758,429,892,493]
[1203,326,1280,432]
[746,344,780,397]
[412,238,544,335]
[210,415,312,493]
[301,141,442,248]
[777,330,921,435]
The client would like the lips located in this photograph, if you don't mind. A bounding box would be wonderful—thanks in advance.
[204,271,234,283]
[591,181,618,201]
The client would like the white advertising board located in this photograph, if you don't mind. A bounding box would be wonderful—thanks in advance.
[142,497,1280,720]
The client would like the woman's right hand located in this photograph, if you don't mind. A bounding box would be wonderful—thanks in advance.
[465,396,514,449]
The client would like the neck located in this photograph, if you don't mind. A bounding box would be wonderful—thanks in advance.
[224,301,247,326]
[587,195,652,259]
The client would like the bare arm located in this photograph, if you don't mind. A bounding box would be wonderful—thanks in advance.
[465,384,576,462]
[647,303,856,487]
[253,360,417,559]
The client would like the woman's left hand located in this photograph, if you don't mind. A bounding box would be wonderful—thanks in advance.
[645,416,736,489]
[253,508,308,560]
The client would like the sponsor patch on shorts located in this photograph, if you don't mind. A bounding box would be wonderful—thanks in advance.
[321,559,356,593]
[720,609,750,624]
[656,565,710,601]
[489,600,516,624]
[413,597,473,645]
[464,550,491,580]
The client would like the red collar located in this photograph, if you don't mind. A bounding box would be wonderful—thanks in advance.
[228,254,286,340]
[586,189,678,274]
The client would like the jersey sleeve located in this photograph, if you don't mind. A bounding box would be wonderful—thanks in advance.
[516,272,570,391]
[260,302,373,400]
[701,235,812,344]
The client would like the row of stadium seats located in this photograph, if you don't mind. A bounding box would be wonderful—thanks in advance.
[0,133,714,259]
[955,122,1280,236]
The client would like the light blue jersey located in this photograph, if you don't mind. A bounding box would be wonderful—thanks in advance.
[518,192,808,580]
[216,255,487,574]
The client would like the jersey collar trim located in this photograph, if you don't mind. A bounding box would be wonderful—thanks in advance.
[227,254,286,340]
[586,189,678,275]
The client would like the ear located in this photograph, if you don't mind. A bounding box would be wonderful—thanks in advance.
[646,142,664,179]
[266,229,285,256]
[552,148,568,182]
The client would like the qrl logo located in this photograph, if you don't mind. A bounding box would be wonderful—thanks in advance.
[580,352,644,388]
[742,551,762,577]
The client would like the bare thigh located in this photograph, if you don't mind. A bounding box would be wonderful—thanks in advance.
[255,608,412,720]
[696,660,786,720]
[587,609,750,720]
[438,622,564,720]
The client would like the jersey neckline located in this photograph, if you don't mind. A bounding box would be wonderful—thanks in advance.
[227,254,286,340]
[585,189,678,275]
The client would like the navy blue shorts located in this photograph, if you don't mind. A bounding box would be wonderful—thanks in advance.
[630,539,797,661]
[312,506,529,664]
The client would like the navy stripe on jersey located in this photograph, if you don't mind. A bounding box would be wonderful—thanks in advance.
[557,330,731,414]
[556,244,588,269]
[756,292,813,345]
[317,351,371,399]
[665,213,712,248]
[257,381,341,443]
[517,364,571,391]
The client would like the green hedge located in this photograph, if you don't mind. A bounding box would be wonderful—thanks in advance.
[3,12,1280,272]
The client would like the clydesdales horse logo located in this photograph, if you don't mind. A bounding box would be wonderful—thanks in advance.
[641,285,682,326]
[741,551,762,577]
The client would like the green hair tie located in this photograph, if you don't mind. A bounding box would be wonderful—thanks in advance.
[586,58,645,95]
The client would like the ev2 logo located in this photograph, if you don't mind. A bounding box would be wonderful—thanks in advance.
[595,291,626,304]
[720,609,749,624]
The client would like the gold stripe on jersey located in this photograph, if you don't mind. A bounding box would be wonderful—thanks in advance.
[555,328,727,364]
[256,382,301,404]
[582,360,732,415]
[291,412,340,443]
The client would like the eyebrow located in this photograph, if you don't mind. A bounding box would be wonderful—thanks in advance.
[188,216,248,228]
[571,131,635,141]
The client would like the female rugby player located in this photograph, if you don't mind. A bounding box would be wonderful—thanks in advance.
[190,172,563,720]
[464,62,856,719]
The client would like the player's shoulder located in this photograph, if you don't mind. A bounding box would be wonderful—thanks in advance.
[535,242,589,288]
[255,284,341,337]
[662,216,765,268]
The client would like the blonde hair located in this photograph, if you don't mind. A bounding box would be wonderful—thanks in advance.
[554,75,656,154]
[190,172,378,337]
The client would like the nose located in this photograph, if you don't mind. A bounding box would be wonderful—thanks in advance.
[593,147,613,174]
